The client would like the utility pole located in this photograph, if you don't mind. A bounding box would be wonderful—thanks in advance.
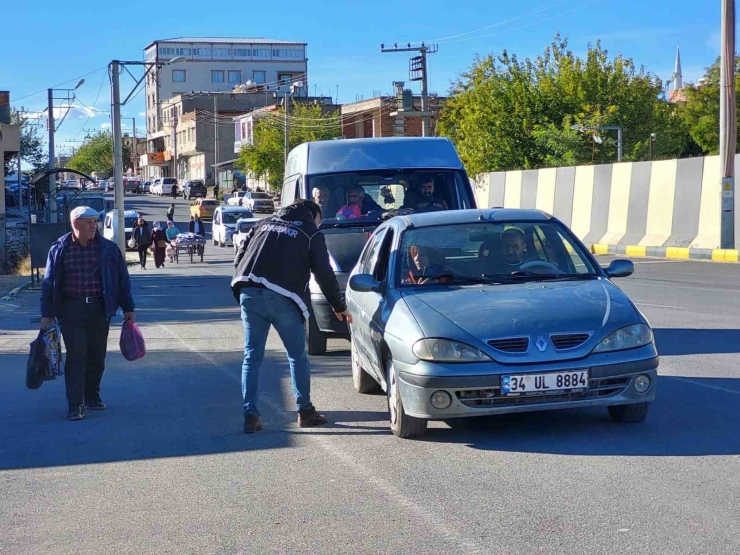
[381,42,438,137]
[47,89,55,195]
[214,95,219,189]
[172,110,179,182]
[720,0,736,249]
[111,60,126,256]
[284,90,290,167]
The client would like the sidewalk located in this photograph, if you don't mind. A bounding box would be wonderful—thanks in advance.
[0,276,31,300]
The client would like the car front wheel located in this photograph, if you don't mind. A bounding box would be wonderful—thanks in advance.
[351,329,380,394]
[387,358,427,438]
[608,402,650,423]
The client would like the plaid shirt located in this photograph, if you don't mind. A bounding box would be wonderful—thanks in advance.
[62,234,103,298]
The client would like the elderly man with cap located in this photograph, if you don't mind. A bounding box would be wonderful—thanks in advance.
[40,206,135,421]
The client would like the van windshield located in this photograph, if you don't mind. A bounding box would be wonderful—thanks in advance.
[307,169,472,224]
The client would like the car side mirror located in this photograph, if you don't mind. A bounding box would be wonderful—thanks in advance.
[349,273,381,293]
[605,259,634,278]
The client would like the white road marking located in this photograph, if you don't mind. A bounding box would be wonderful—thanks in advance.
[671,376,740,396]
[636,302,690,310]
[156,323,489,554]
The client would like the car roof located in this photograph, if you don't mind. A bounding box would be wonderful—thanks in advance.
[290,137,464,175]
[221,205,253,212]
[389,208,555,230]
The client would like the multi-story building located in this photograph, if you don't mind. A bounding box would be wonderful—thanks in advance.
[144,37,307,136]
[340,92,444,139]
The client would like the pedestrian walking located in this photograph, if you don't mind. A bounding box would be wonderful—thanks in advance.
[166,202,175,222]
[132,216,150,269]
[231,199,350,434]
[171,183,179,200]
[40,206,135,421]
[213,182,220,201]
[188,214,205,237]
[150,221,167,268]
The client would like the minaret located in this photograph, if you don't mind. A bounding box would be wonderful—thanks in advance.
[673,45,683,90]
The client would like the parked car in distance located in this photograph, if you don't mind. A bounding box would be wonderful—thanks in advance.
[123,178,142,194]
[183,180,207,200]
[231,217,260,255]
[242,191,274,213]
[190,198,219,220]
[142,181,151,193]
[212,206,255,247]
[103,209,139,248]
[345,208,657,439]
[227,191,249,206]
[150,178,162,195]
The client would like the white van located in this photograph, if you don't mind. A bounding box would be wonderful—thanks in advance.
[103,209,139,248]
[212,205,255,247]
[281,137,476,215]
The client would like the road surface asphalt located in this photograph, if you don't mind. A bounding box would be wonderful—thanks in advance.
[1,193,738,554]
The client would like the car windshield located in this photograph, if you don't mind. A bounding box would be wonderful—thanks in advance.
[238,221,256,233]
[251,192,271,199]
[307,169,472,224]
[397,220,597,286]
[189,181,204,187]
[163,178,177,184]
[203,200,218,206]
[223,211,252,224]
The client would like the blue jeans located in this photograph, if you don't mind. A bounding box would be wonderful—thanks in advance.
[240,288,313,415]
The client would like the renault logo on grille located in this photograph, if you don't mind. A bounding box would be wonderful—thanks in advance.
[535,336,548,352]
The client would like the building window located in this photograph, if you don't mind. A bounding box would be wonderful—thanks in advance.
[212,70,225,83]
[194,47,211,57]
[175,47,191,56]
[228,70,241,84]
[252,71,266,84]
[214,48,232,58]
[172,70,186,83]
[252,48,270,58]
[278,73,292,86]
[234,48,251,57]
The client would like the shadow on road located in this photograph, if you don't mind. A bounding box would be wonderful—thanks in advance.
[654,328,740,355]
[421,375,740,456]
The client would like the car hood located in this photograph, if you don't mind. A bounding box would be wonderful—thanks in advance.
[402,279,641,364]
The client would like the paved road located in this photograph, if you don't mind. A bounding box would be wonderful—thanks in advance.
[1,195,739,554]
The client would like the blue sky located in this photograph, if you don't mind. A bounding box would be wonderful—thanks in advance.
[0,0,727,155]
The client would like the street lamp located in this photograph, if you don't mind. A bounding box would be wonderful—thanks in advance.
[109,56,185,254]
[284,81,305,167]
[571,124,623,162]
[46,78,86,221]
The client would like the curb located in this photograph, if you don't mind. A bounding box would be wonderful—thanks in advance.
[591,244,740,263]
[0,280,33,302]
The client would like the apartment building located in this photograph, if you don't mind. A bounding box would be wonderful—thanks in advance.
[340,94,445,139]
[143,37,308,140]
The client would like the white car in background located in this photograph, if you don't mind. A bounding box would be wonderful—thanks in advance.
[212,206,255,248]
[232,217,260,255]
[227,191,249,206]
[103,209,139,248]
[242,191,275,213]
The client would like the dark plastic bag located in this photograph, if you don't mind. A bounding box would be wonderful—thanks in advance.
[120,322,146,361]
[26,330,57,389]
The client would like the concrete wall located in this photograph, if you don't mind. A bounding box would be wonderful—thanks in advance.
[474,154,740,251]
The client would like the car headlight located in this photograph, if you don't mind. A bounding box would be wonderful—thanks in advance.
[412,338,492,363]
[593,324,653,353]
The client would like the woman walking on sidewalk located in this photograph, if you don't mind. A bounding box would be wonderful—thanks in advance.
[132,216,150,270]
[150,221,168,269]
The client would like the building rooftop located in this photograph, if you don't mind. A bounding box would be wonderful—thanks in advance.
[150,37,305,46]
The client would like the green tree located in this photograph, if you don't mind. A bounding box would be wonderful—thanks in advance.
[438,35,690,174]
[3,109,47,179]
[679,57,740,155]
[236,103,341,190]
[68,131,131,176]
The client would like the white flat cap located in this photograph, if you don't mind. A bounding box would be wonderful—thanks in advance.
[69,206,100,221]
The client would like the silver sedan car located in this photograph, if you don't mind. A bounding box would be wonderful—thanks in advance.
[346,209,658,439]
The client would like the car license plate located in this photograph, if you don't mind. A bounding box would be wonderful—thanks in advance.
[501,370,589,396]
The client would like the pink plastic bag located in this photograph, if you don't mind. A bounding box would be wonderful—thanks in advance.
[120,322,146,361]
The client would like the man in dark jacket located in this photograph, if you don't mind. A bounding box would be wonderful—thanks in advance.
[188,214,205,236]
[231,199,349,433]
[40,206,135,421]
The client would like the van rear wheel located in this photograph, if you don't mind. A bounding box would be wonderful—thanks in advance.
[306,314,327,355]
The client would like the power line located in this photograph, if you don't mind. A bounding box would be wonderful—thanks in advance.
[0,66,108,109]
[72,70,108,140]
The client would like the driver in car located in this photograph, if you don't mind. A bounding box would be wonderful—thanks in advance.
[502,228,528,266]
[403,245,454,284]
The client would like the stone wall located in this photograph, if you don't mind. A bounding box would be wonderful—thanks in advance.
[2,219,29,273]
